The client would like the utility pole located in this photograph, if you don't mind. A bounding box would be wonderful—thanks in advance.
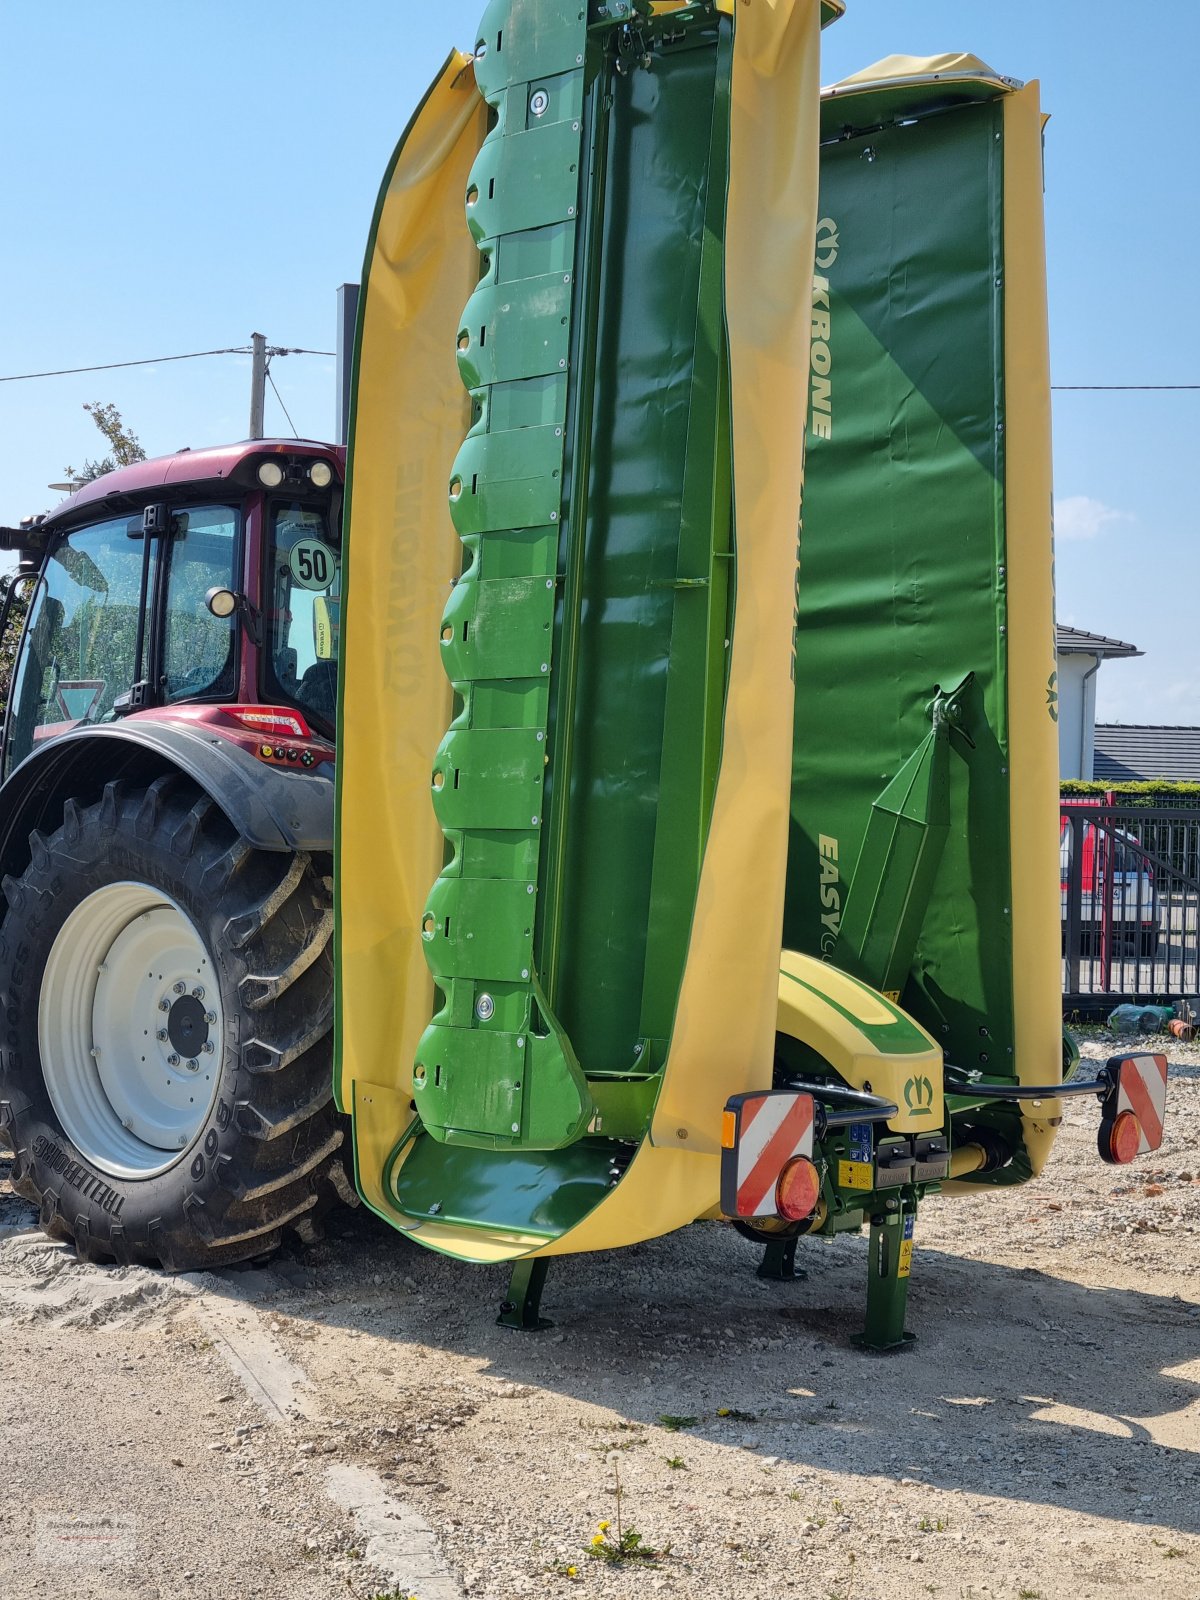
[335,285,360,446]
[248,332,268,439]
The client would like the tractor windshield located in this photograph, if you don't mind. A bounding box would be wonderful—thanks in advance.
[264,501,339,733]
[4,513,144,774]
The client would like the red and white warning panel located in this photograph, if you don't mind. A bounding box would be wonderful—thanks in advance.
[1099,1052,1168,1165]
[720,1090,816,1220]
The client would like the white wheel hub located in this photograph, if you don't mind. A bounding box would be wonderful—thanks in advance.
[38,882,225,1179]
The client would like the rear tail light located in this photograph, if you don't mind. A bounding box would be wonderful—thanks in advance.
[223,706,312,741]
[775,1156,822,1222]
[1102,1109,1142,1165]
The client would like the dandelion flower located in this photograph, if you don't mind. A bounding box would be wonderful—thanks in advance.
[591,1533,606,1547]
[598,1520,611,1532]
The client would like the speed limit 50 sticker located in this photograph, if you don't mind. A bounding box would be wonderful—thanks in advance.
[289,539,339,591]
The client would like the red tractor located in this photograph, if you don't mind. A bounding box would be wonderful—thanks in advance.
[0,439,349,1268]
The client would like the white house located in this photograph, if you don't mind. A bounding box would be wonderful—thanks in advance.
[1055,624,1141,781]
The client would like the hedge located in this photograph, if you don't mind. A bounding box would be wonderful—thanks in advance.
[1061,780,1200,803]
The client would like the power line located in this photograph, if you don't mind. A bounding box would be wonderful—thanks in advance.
[0,344,335,384]
[1,345,1190,393]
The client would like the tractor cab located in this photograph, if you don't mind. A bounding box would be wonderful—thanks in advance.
[0,439,344,777]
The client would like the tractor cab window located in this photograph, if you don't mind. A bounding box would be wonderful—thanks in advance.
[5,514,143,773]
[265,502,339,731]
[161,505,239,702]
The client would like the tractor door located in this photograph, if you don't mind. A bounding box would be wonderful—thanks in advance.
[2,503,241,777]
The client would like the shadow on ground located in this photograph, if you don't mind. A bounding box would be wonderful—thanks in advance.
[208,1196,1200,1536]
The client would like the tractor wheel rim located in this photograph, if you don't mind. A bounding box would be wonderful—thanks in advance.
[38,882,224,1180]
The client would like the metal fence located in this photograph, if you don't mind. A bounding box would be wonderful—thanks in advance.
[1061,800,1200,1014]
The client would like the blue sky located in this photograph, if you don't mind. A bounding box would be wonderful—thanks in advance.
[1,2,1196,724]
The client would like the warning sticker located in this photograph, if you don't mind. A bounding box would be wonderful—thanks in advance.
[838,1159,872,1192]
[848,1121,872,1164]
[898,1213,916,1278]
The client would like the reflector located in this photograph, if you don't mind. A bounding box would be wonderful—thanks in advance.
[1105,1109,1142,1166]
[776,1155,821,1222]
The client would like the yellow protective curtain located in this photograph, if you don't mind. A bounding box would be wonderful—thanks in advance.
[335,55,487,1116]
[1001,80,1063,1173]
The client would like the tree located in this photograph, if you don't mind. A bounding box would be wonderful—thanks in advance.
[0,588,28,722]
[63,401,147,485]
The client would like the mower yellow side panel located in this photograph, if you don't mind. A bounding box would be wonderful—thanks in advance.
[1001,81,1063,1175]
[335,55,487,1132]
[777,951,944,1134]
[647,0,823,1162]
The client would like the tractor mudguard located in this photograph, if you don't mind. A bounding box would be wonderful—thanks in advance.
[0,721,332,884]
[776,950,944,1137]
[337,1,828,1262]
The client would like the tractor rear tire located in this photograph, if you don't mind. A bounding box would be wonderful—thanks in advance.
[0,773,346,1271]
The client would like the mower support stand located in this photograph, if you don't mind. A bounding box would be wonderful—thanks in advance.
[758,1235,806,1281]
[855,1196,917,1353]
[497,1257,553,1331]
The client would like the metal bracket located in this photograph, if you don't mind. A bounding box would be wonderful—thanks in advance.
[945,1065,1110,1104]
[854,1197,918,1354]
[781,1077,900,1132]
[757,1235,805,1281]
[497,1257,553,1332]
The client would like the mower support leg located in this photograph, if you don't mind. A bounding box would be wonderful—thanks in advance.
[757,1235,806,1281]
[497,1257,553,1331]
[857,1196,916,1353]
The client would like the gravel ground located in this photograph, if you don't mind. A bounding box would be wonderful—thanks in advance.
[1,1027,1196,1600]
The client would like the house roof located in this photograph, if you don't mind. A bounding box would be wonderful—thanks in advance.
[1093,725,1200,784]
[1056,624,1142,659]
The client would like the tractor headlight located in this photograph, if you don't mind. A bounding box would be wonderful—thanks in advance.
[257,460,285,489]
[308,460,333,490]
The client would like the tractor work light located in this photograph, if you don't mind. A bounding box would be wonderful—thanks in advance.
[205,587,239,620]
[257,460,285,489]
[308,460,334,489]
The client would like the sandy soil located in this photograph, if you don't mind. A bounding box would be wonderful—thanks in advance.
[1,1029,1196,1600]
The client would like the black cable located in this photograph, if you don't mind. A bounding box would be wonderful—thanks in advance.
[265,362,300,440]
